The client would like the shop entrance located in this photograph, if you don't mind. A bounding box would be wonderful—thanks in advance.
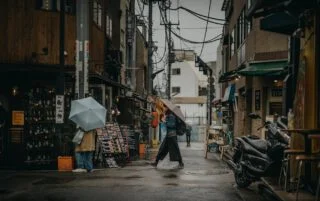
[0,69,75,170]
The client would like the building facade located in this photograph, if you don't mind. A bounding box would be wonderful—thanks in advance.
[0,0,149,169]
[219,0,289,139]
[170,50,209,142]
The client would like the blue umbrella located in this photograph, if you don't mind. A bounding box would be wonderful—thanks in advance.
[69,97,107,131]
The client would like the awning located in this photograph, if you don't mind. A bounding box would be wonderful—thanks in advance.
[212,98,221,105]
[222,84,235,102]
[89,73,130,90]
[219,65,245,83]
[238,60,288,76]
[219,69,238,83]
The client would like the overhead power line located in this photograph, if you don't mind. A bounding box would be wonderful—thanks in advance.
[158,3,222,45]
[199,0,212,57]
[170,6,226,22]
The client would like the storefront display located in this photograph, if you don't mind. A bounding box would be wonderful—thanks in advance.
[95,122,128,168]
[23,87,74,169]
[24,87,58,168]
[120,125,138,159]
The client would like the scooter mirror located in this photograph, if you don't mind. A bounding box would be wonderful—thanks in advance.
[248,113,261,119]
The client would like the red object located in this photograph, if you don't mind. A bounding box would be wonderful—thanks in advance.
[151,112,159,128]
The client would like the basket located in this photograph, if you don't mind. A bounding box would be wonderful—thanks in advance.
[57,156,74,172]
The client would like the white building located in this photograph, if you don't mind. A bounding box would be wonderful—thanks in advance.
[215,41,224,102]
[170,50,208,142]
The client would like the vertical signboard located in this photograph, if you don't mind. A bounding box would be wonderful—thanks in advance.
[55,95,64,124]
[255,90,261,111]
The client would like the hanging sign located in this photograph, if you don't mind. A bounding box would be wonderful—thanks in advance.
[55,95,64,124]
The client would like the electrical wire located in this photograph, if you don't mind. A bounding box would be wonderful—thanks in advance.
[159,2,223,45]
[136,0,147,24]
[159,3,222,44]
[199,0,212,57]
[176,6,225,21]
[171,29,222,44]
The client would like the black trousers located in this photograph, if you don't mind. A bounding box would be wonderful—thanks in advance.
[186,134,191,145]
[156,136,182,163]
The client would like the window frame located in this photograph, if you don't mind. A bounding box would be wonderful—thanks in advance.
[36,0,75,15]
[93,0,102,28]
[172,87,181,94]
[172,68,181,75]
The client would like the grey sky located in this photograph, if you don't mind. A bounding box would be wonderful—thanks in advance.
[135,0,225,90]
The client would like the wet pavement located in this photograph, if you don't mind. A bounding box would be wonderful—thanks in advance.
[0,143,270,201]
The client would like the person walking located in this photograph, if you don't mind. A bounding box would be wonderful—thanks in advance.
[151,106,184,169]
[186,124,192,147]
[73,129,96,173]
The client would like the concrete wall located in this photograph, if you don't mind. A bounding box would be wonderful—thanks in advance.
[171,61,199,97]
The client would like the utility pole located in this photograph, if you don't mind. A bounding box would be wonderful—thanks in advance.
[58,0,65,96]
[76,0,89,99]
[57,0,65,154]
[167,23,172,100]
[161,21,178,100]
[148,0,153,95]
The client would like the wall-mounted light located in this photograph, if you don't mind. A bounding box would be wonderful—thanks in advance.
[12,86,18,96]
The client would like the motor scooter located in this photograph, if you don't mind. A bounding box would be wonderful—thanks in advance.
[227,113,290,188]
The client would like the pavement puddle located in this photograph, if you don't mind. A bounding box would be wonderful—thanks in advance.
[163,173,178,178]
[32,177,75,185]
[184,169,230,175]
[165,183,179,186]
[124,175,144,179]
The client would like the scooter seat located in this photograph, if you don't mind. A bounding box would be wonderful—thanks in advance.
[243,136,268,153]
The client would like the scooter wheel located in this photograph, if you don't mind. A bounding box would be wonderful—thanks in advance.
[235,169,252,188]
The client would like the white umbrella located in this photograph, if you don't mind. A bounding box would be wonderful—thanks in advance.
[69,97,107,131]
[160,99,185,122]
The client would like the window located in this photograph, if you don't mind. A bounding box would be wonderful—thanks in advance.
[93,0,102,27]
[121,29,125,47]
[236,19,240,49]
[230,28,235,58]
[172,87,180,93]
[106,14,112,38]
[246,1,253,34]
[172,68,181,75]
[236,9,246,49]
[36,0,75,14]
[198,87,207,96]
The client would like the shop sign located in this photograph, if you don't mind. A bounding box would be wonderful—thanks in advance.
[255,90,261,111]
[55,95,64,124]
[12,111,24,126]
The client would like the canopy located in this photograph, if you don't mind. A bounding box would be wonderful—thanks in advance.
[238,60,288,76]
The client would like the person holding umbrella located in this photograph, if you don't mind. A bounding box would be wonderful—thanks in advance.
[73,128,96,173]
[151,105,184,169]
[69,97,107,173]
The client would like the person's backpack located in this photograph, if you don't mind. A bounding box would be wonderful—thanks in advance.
[151,112,159,128]
[166,114,176,129]
[176,118,186,136]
